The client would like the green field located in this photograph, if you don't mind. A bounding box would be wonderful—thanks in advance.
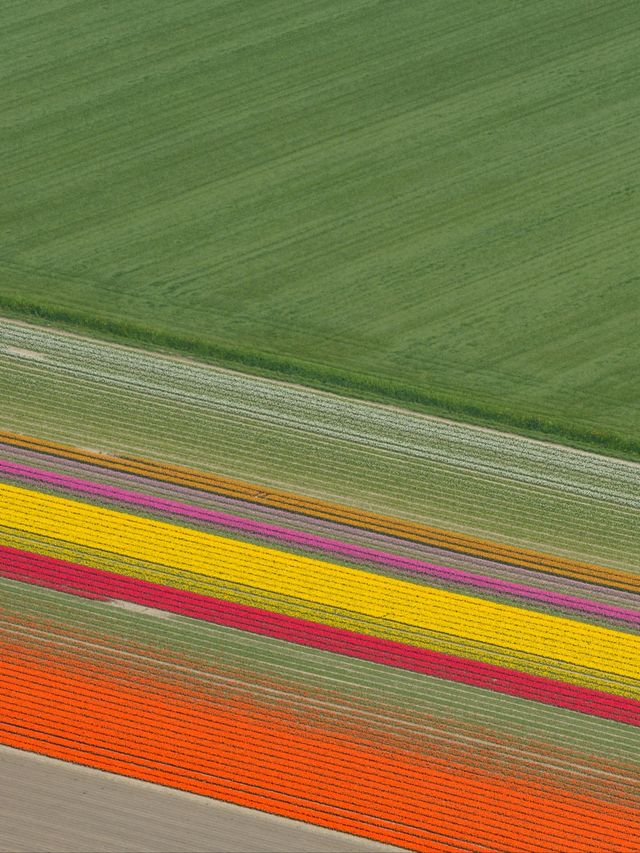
[2,1,639,454]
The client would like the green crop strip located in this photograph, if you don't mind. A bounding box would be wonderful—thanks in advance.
[1,295,638,461]
[1,321,638,570]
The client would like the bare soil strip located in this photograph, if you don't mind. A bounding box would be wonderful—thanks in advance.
[0,745,396,853]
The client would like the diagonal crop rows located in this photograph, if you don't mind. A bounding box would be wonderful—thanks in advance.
[0,319,639,851]
[1,321,638,569]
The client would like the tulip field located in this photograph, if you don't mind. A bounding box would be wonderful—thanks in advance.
[0,320,639,851]
[3,0,639,848]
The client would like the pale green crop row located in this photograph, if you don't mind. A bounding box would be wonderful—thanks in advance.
[1,320,638,569]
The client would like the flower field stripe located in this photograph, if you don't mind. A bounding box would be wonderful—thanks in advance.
[3,480,634,684]
[2,483,639,685]
[2,544,639,726]
[2,648,639,853]
[0,430,637,594]
[4,444,637,617]
[0,682,633,853]
[2,320,638,566]
[5,581,640,784]
[0,733,428,853]
[3,458,638,628]
[0,429,627,583]
[6,649,640,844]
[0,701,430,850]
[1,328,638,852]
[4,532,636,697]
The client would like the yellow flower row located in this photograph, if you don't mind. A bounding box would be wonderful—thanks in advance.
[6,523,638,699]
[2,482,639,684]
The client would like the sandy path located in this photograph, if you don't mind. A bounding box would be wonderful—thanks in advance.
[0,746,398,853]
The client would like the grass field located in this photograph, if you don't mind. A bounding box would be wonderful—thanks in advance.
[2,0,639,455]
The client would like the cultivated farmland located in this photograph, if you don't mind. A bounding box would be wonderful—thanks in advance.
[0,320,639,850]
[1,321,638,569]
[1,1,639,454]
[2,1,639,849]
[0,747,391,853]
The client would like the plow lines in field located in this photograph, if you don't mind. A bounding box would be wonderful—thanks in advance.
[1,323,639,851]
